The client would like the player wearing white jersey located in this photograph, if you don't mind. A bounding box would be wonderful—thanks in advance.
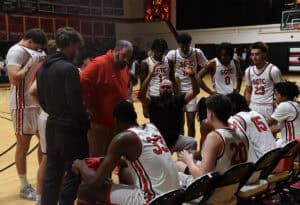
[6,28,47,201]
[199,43,243,95]
[73,101,180,205]
[244,42,282,119]
[167,33,208,138]
[268,82,300,146]
[176,95,248,205]
[227,93,276,162]
[140,39,169,97]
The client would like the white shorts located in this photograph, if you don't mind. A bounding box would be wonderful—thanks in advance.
[38,110,48,154]
[11,107,40,136]
[249,103,274,120]
[108,183,146,205]
[184,96,197,112]
[178,172,194,187]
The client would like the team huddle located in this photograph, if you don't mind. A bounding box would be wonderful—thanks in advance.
[5,28,300,205]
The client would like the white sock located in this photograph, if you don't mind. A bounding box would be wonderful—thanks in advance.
[36,194,41,203]
[19,174,29,189]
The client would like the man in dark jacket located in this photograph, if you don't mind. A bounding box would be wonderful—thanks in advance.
[37,27,89,205]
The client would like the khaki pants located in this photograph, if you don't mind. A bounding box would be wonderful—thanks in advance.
[87,123,116,157]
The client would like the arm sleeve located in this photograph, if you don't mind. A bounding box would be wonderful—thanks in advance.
[271,66,283,83]
[65,66,90,130]
[196,49,209,67]
[6,47,28,68]
[245,67,251,86]
[80,61,99,108]
[271,103,296,122]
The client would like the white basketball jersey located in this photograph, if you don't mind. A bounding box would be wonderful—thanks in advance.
[167,48,208,93]
[127,123,180,203]
[213,128,249,173]
[228,111,276,162]
[146,56,169,96]
[271,101,300,144]
[245,63,282,104]
[212,58,236,94]
[7,44,46,109]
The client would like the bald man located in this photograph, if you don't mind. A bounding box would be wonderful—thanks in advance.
[138,65,198,152]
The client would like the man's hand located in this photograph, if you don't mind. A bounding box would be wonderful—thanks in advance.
[177,150,194,165]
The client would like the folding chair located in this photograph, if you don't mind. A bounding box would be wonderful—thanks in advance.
[207,162,254,205]
[148,188,185,205]
[267,140,299,187]
[182,172,218,205]
[238,148,282,203]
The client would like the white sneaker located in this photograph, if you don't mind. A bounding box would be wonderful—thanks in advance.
[19,184,36,200]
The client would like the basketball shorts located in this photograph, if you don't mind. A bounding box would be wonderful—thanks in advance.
[249,102,273,120]
[184,96,197,112]
[11,107,40,136]
[107,183,146,205]
[38,110,48,154]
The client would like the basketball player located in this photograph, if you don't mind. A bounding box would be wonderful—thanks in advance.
[140,38,169,96]
[244,42,283,119]
[167,33,208,137]
[72,100,180,205]
[176,94,249,205]
[227,92,276,162]
[268,81,300,146]
[198,43,243,95]
[6,28,47,200]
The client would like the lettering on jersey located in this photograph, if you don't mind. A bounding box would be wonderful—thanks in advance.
[251,116,268,132]
[220,68,233,76]
[146,135,169,155]
[252,78,267,95]
[252,79,266,85]
[230,142,247,165]
[154,66,168,75]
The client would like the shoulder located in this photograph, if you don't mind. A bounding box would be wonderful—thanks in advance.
[166,50,176,59]
[269,64,281,73]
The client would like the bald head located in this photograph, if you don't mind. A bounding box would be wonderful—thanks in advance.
[159,79,173,98]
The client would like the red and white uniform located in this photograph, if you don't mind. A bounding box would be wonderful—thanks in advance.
[167,47,208,112]
[213,128,249,173]
[245,63,282,119]
[108,123,180,205]
[146,56,169,96]
[6,44,46,135]
[228,111,276,162]
[271,101,300,146]
[212,58,237,94]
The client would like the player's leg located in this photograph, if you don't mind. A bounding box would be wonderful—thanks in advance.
[36,111,48,205]
[36,155,47,205]
[186,112,196,137]
[78,183,146,205]
[184,97,198,138]
[171,135,197,153]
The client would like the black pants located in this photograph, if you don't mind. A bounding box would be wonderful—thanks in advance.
[42,119,89,205]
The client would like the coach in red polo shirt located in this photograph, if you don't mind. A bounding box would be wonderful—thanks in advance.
[80,40,133,156]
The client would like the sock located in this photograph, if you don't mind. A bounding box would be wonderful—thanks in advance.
[36,194,41,204]
[19,174,29,189]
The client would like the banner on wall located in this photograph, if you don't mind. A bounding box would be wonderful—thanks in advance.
[144,0,171,22]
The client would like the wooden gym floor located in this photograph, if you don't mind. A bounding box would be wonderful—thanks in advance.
[0,75,299,205]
